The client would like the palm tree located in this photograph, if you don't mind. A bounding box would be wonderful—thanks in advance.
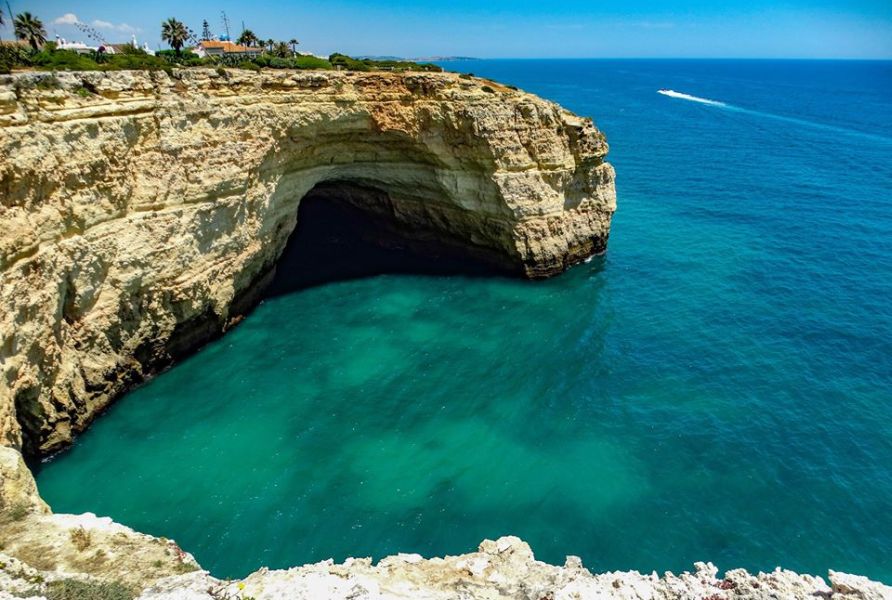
[265,38,275,52]
[236,29,258,47]
[14,12,47,51]
[288,38,299,54]
[161,18,189,56]
[272,41,291,58]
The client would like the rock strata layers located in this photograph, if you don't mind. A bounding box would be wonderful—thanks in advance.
[0,68,615,457]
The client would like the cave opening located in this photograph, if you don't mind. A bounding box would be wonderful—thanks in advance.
[263,181,504,298]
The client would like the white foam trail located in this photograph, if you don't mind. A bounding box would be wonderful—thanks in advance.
[657,89,892,145]
[657,89,727,107]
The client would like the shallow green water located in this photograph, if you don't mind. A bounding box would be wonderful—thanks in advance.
[35,60,892,580]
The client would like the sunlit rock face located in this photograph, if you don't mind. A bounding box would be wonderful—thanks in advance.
[0,68,615,456]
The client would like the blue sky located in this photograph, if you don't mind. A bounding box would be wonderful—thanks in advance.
[3,0,891,58]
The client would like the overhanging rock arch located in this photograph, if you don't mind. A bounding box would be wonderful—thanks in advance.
[0,69,615,457]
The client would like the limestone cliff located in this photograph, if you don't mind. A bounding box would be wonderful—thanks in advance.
[0,68,615,457]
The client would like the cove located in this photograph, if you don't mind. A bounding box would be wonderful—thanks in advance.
[34,59,892,582]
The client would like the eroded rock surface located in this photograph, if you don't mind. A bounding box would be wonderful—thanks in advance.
[0,68,615,457]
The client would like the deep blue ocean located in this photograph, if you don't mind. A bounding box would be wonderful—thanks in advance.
[36,60,892,581]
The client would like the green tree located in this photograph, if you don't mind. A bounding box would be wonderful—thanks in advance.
[201,20,212,41]
[161,18,189,56]
[289,38,299,53]
[236,29,258,47]
[14,12,47,51]
[272,41,291,58]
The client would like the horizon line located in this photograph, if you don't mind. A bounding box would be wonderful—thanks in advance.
[424,56,892,62]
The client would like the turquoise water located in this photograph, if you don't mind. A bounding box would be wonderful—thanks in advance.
[35,60,892,581]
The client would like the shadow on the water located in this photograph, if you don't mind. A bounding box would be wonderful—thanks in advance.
[263,193,511,299]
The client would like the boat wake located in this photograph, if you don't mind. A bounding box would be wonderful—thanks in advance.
[657,89,727,107]
[657,89,891,144]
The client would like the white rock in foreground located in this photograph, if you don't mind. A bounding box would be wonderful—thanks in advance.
[133,537,892,600]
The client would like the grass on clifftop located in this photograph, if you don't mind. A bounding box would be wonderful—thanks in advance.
[0,43,442,75]
[39,579,135,600]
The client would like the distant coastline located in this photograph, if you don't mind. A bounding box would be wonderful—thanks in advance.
[358,55,480,62]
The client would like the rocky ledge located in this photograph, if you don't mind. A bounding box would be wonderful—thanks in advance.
[0,68,615,457]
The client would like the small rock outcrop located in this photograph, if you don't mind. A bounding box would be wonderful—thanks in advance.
[0,68,615,457]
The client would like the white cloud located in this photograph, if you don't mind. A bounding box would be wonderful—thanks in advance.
[91,19,140,33]
[53,13,82,25]
[50,13,139,34]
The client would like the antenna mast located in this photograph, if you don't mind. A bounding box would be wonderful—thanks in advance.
[4,0,14,40]
[221,11,231,40]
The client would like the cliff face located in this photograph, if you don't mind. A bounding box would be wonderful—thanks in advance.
[0,69,615,456]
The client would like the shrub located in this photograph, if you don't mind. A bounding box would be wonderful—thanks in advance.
[24,47,173,72]
[30,49,99,71]
[293,54,332,70]
[173,561,199,574]
[156,49,201,63]
[459,73,473,79]
[329,53,368,71]
[43,579,134,600]
[69,526,92,551]
[328,53,441,73]
[0,46,436,75]
[481,85,496,93]
[0,45,31,70]
[104,52,170,71]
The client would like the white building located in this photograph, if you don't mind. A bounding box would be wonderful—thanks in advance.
[55,35,97,54]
